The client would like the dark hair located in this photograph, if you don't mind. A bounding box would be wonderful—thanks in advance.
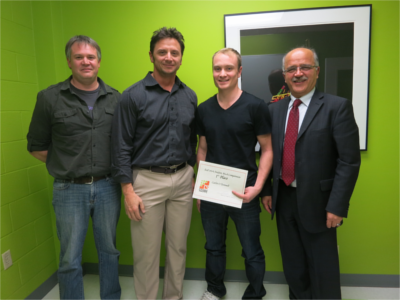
[65,35,101,60]
[150,27,185,55]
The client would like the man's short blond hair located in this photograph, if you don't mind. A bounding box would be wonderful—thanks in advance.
[212,48,242,69]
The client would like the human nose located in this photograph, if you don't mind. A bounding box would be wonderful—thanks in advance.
[82,57,89,64]
[165,52,172,60]
[294,67,304,76]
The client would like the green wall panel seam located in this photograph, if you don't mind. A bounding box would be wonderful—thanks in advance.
[0,50,35,58]
[1,79,37,85]
[0,220,46,248]
[13,259,57,298]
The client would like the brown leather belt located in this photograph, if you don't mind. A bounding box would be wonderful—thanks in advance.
[71,175,107,184]
[147,162,186,174]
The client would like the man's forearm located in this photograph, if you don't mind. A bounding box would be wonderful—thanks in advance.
[255,148,273,191]
[196,149,206,168]
[29,150,48,163]
[255,134,273,192]
[121,182,135,196]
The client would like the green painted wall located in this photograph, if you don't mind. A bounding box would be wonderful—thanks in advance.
[1,1,398,298]
[0,1,58,299]
[55,0,399,275]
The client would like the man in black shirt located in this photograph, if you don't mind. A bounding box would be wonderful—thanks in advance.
[27,36,121,299]
[111,27,197,300]
[196,48,273,300]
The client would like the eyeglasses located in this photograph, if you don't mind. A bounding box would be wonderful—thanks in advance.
[283,65,319,74]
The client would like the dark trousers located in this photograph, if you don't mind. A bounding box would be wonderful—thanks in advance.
[200,200,267,299]
[276,180,341,299]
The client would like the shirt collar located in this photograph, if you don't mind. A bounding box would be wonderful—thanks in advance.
[60,76,111,95]
[289,87,316,108]
[143,71,183,88]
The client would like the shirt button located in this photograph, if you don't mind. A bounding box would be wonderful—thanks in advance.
[93,144,96,147]
[93,164,96,166]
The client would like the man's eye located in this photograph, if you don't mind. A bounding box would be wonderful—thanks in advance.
[286,67,296,73]
[300,67,312,71]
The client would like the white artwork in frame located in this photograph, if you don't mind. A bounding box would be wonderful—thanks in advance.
[225,5,371,150]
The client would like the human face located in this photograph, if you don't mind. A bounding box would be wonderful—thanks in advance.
[67,43,100,85]
[212,52,242,91]
[149,38,182,77]
[283,48,320,98]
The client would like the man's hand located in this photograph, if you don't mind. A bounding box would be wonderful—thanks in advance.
[196,199,201,213]
[232,133,272,204]
[326,212,343,228]
[261,196,272,214]
[29,150,48,163]
[121,183,145,221]
[232,186,261,203]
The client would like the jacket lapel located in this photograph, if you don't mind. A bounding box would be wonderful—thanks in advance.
[277,97,290,153]
[297,90,324,140]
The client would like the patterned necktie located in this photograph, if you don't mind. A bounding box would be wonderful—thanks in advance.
[282,99,302,186]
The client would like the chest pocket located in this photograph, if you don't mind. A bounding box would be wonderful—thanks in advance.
[54,108,78,119]
[105,107,115,117]
[102,107,115,133]
[53,108,83,136]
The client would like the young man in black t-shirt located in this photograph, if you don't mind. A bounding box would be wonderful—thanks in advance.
[196,48,273,300]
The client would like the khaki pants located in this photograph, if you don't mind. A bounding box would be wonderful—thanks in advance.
[130,165,194,300]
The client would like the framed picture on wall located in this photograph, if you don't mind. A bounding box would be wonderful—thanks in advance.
[225,5,371,150]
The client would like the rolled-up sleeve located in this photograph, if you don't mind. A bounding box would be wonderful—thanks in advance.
[27,91,52,152]
[111,91,137,183]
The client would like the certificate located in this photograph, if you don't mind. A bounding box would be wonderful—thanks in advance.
[193,161,248,208]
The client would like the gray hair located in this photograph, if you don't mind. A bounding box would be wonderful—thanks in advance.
[282,47,319,70]
[212,48,242,69]
[65,35,101,60]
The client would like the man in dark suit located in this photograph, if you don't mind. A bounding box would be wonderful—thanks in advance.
[262,47,361,299]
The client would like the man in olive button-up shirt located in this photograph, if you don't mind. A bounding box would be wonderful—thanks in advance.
[27,35,121,300]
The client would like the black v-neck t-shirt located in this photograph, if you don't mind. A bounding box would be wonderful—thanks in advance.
[196,91,271,186]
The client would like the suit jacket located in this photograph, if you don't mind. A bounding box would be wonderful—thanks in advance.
[267,90,361,233]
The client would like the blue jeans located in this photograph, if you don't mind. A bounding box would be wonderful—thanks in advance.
[200,200,266,299]
[52,177,121,299]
